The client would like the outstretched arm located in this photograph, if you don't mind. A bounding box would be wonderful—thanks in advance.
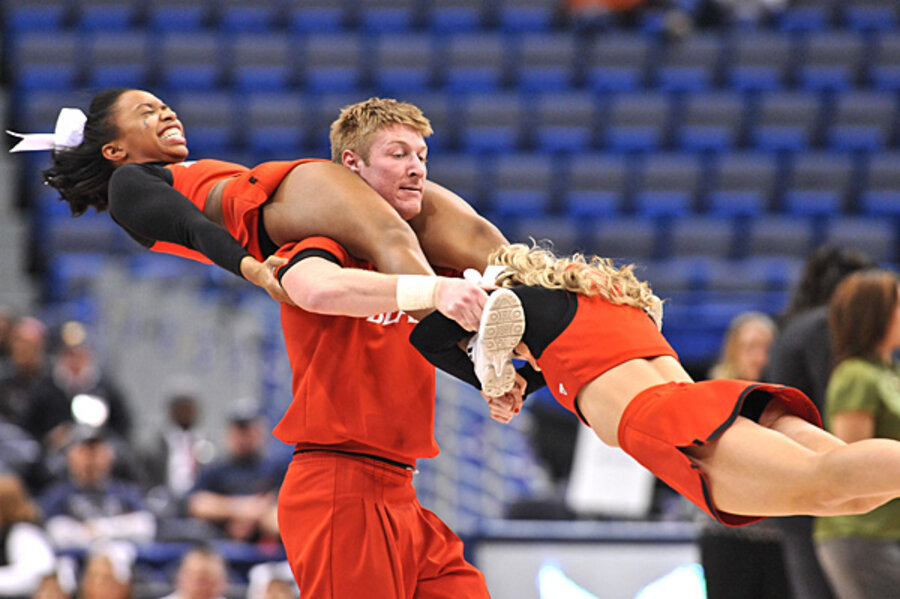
[280,254,488,331]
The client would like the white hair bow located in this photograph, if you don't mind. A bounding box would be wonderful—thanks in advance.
[6,107,87,152]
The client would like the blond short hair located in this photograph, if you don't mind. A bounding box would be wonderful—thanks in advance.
[329,97,433,163]
[490,243,661,313]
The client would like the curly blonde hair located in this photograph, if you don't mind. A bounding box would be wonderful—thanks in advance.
[490,243,661,313]
[329,97,433,163]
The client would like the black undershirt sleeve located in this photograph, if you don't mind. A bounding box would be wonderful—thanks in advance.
[107,163,251,277]
[409,285,573,397]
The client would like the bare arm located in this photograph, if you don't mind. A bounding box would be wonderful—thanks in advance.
[410,180,508,271]
[830,411,876,443]
[281,257,488,331]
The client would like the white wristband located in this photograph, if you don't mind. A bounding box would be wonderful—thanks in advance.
[396,275,439,311]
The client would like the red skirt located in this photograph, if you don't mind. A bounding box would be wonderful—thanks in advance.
[617,379,822,526]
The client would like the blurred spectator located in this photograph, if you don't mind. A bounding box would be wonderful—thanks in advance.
[39,426,155,551]
[33,573,73,599]
[0,473,56,597]
[23,321,132,453]
[698,311,791,599]
[186,400,284,543]
[0,316,48,427]
[708,311,776,380]
[815,269,900,599]
[247,562,297,599]
[162,544,228,599]
[76,542,134,599]
[0,305,16,379]
[765,245,873,599]
[142,377,216,501]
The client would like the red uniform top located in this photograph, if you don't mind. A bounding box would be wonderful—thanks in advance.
[149,160,248,263]
[273,237,439,466]
[537,293,678,416]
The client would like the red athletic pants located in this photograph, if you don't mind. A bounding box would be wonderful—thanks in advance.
[278,452,490,598]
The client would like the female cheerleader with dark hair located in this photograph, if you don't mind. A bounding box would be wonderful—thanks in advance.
[13,89,504,326]
[411,244,900,526]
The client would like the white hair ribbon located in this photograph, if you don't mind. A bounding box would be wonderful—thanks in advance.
[6,107,87,152]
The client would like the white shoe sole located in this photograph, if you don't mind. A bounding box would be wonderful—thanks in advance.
[478,289,525,397]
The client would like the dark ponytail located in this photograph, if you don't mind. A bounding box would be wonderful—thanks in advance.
[41,88,130,216]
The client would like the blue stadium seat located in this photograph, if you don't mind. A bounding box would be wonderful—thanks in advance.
[215,0,282,32]
[584,215,658,263]
[444,33,508,92]
[560,153,632,219]
[601,92,672,153]
[641,256,712,295]
[749,91,823,152]
[633,153,702,217]
[246,92,308,157]
[705,153,778,216]
[513,33,576,91]
[561,153,629,218]
[426,154,484,209]
[306,92,362,155]
[230,33,294,92]
[777,0,838,32]
[397,92,453,149]
[159,32,224,91]
[170,92,237,156]
[372,34,436,93]
[357,0,420,32]
[531,91,598,153]
[654,33,723,92]
[509,217,581,254]
[426,0,489,32]
[14,90,75,132]
[12,32,80,90]
[666,215,736,259]
[726,31,794,92]
[46,253,113,303]
[146,0,209,31]
[841,0,899,32]
[796,32,866,91]
[585,33,655,92]
[781,152,855,216]
[673,91,746,153]
[484,154,555,217]
[286,0,347,32]
[822,217,896,264]
[74,0,141,30]
[301,33,365,92]
[496,0,559,32]
[860,152,900,217]
[5,0,68,31]
[459,92,525,154]
[86,31,150,88]
[869,33,900,91]
[826,91,898,152]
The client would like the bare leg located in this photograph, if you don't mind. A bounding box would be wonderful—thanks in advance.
[685,416,900,517]
[263,161,434,275]
[409,180,508,271]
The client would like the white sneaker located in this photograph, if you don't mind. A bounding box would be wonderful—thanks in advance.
[468,288,525,397]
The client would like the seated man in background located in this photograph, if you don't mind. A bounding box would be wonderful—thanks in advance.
[39,425,155,550]
[186,400,284,542]
[162,544,229,599]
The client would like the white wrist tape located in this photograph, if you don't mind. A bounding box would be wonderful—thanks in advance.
[396,275,439,311]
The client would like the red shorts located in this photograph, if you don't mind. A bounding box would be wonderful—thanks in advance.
[277,452,489,599]
[617,380,822,526]
[220,159,325,259]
